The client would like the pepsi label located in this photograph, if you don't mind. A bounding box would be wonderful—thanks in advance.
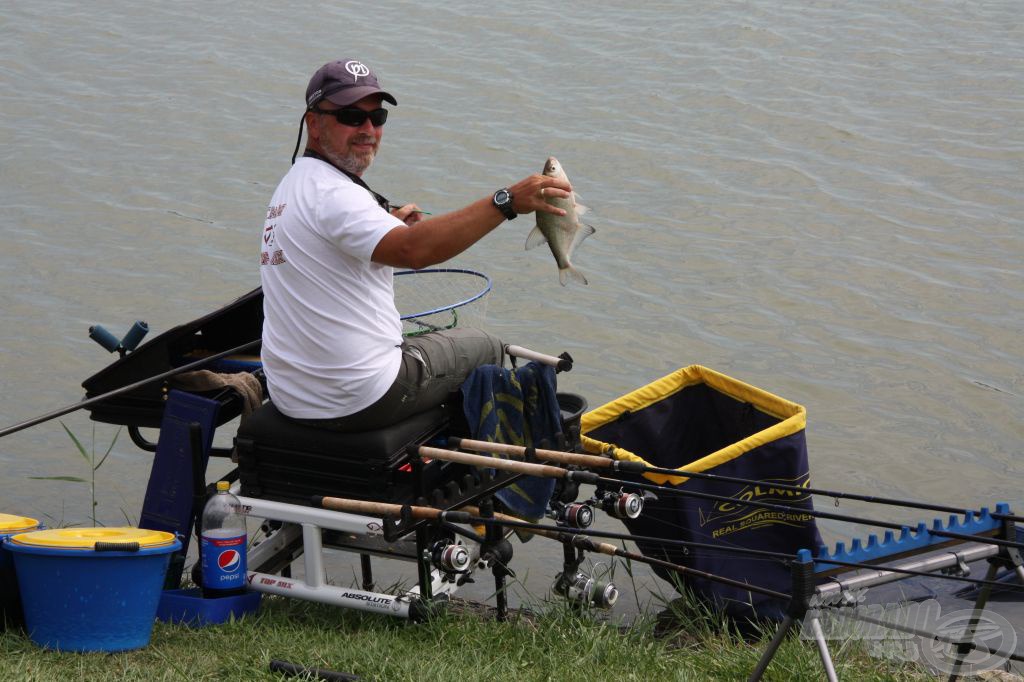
[200,530,247,592]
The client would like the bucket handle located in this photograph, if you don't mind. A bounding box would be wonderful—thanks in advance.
[94,541,141,552]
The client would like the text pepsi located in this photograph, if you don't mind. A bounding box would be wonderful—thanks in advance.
[199,481,247,598]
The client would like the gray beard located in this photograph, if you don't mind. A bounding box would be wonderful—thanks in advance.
[321,139,375,176]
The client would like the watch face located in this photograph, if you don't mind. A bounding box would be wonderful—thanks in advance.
[494,189,510,204]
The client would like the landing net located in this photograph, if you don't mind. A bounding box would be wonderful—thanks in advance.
[393,268,492,337]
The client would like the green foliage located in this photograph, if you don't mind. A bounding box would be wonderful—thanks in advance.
[28,421,122,527]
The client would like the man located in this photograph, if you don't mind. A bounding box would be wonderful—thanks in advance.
[260,59,572,431]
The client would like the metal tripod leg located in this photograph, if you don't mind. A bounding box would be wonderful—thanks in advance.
[748,616,837,682]
[749,549,822,682]
[946,560,1005,681]
[809,615,839,682]
[748,615,796,682]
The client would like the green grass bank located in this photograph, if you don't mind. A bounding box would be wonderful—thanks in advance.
[0,595,934,682]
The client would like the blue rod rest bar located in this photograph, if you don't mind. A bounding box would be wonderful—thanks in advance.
[89,324,122,353]
[812,502,1008,573]
[120,320,149,352]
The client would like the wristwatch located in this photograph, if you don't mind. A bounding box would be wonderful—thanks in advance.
[492,188,516,221]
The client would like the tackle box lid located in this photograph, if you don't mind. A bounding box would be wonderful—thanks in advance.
[0,513,39,533]
[10,527,177,550]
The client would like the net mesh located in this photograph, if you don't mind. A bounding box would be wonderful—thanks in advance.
[393,269,491,337]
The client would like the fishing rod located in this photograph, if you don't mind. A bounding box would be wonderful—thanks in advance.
[476,506,791,600]
[0,338,262,439]
[450,437,1016,522]
[475,509,1024,589]
[318,496,791,600]
[416,445,601,484]
[607,451,1024,525]
[447,437,645,472]
[319,490,792,562]
[590,473,1024,553]
[836,608,1024,665]
[317,496,1024,595]
[465,507,1024,594]
[418,445,809,566]
[416,445,1024,557]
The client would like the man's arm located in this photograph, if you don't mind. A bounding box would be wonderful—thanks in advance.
[371,173,572,269]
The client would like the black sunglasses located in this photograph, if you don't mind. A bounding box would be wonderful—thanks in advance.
[312,107,388,128]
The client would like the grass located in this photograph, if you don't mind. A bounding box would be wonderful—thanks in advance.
[0,592,935,681]
[28,422,127,528]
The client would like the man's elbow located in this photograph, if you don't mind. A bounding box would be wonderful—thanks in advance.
[372,240,437,270]
[402,251,437,270]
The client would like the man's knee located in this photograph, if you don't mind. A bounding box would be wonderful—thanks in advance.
[448,327,503,367]
[405,328,503,375]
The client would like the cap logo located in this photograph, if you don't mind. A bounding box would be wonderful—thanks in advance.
[345,60,370,81]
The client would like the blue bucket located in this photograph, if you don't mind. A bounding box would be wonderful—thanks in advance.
[0,514,40,629]
[7,527,181,652]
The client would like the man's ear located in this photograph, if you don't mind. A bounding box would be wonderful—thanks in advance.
[304,111,321,144]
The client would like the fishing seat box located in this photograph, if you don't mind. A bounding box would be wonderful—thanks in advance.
[234,401,456,506]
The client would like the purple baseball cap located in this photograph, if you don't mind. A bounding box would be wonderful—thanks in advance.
[305,59,398,109]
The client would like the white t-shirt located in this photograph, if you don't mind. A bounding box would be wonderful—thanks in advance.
[259,157,405,419]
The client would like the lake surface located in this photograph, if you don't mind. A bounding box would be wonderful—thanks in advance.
[1,1,1021,613]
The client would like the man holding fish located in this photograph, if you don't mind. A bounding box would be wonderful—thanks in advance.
[259,58,575,431]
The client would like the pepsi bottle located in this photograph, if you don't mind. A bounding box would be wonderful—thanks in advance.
[199,481,247,598]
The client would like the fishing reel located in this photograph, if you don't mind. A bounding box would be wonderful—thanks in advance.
[593,489,644,520]
[430,540,472,574]
[550,501,594,529]
[554,569,619,609]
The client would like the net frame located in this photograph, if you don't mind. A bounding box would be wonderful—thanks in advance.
[393,268,492,336]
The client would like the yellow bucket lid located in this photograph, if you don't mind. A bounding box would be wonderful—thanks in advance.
[10,527,177,550]
[0,513,39,534]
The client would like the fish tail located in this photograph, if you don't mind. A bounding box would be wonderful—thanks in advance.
[559,265,588,287]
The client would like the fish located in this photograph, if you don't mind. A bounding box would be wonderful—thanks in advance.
[525,157,595,286]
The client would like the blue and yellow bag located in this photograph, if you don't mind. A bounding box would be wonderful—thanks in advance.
[581,365,821,621]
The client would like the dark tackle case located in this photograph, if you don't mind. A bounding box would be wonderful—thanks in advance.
[234,401,459,506]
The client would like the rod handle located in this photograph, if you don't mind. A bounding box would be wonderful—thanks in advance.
[504,344,573,372]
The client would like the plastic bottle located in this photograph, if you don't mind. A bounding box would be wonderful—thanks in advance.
[199,481,247,598]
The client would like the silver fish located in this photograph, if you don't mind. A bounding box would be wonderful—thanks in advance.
[526,157,595,286]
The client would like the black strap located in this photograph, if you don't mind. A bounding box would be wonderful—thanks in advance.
[302,149,392,212]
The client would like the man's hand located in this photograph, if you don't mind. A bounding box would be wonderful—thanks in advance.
[391,203,426,226]
[508,174,573,217]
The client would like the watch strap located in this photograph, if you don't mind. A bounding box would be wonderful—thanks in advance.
[492,188,517,220]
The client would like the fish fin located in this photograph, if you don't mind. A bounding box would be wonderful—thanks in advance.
[568,222,596,255]
[575,198,589,216]
[525,225,548,250]
[559,265,588,287]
